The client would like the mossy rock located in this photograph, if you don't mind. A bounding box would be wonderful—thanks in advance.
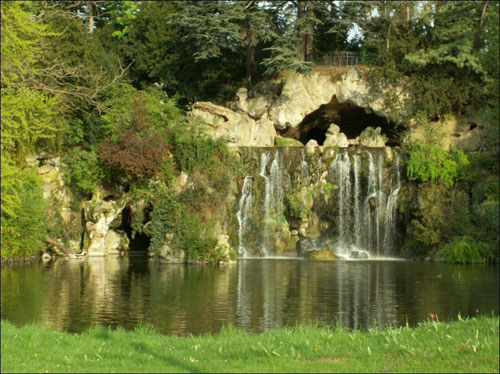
[275,137,304,147]
[304,249,338,261]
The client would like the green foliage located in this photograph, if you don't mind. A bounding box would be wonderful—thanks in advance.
[1,166,48,258]
[169,125,241,176]
[275,137,304,147]
[406,142,469,187]
[63,148,108,197]
[149,194,217,262]
[407,164,498,263]
[408,184,474,252]
[149,194,180,253]
[148,125,242,262]
[323,182,335,193]
[100,83,184,141]
[97,84,183,182]
[1,2,54,87]
[262,43,314,77]
[110,1,139,39]
[436,236,489,264]
[118,1,247,104]
[1,3,68,158]
[286,194,310,219]
[1,88,68,158]
[346,1,499,122]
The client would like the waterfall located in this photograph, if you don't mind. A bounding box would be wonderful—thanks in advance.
[335,151,352,246]
[236,146,403,259]
[236,176,253,257]
[383,152,401,253]
[259,152,272,255]
[332,149,401,258]
[375,152,385,255]
[260,152,271,221]
[353,153,361,247]
[301,149,309,181]
[269,153,283,216]
[363,151,376,251]
[259,151,284,256]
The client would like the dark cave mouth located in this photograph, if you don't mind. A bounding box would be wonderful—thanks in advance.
[121,206,151,252]
[280,97,402,146]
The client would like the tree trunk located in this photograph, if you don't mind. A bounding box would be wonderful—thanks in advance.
[305,22,314,62]
[245,26,255,80]
[297,1,307,61]
[45,236,71,256]
[473,1,489,52]
[386,22,391,51]
[400,2,411,23]
[86,1,94,36]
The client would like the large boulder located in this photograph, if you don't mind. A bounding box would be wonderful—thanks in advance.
[323,123,349,148]
[84,190,129,256]
[158,243,185,263]
[35,156,82,252]
[304,249,338,261]
[214,234,237,263]
[334,68,407,119]
[407,114,491,153]
[358,126,386,147]
[189,101,275,147]
[268,72,336,130]
[104,230,130,255]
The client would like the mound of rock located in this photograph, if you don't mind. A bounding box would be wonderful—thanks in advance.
[304,249,338,261]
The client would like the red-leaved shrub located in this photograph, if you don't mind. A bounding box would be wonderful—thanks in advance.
[99,131,169,180]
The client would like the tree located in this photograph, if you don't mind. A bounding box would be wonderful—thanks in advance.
[347,1,496,120]
[1,1,68,157]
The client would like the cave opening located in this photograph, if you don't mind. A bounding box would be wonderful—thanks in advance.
[121,206,151,252]
[280,96,402,146]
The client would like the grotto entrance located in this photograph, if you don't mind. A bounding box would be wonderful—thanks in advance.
[280,96,401,146]
[121,206,151,252]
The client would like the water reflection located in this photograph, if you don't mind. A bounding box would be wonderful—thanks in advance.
[1,256,498,335]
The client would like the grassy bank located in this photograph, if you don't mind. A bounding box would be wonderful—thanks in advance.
[1,317,498,373]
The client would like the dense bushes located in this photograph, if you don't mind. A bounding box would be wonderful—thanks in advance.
[436,236,492,264]
[63,147,108,197]
[406,142,469,187]
[405,153,499,263]
[146,124,243,262]
[0,165,48,258]
[99,131,170,181]
[149,193,218,262]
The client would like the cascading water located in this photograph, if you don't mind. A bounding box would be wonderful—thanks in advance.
[236,176,253,257]
[330,148,402,259]
[269,153,283,216]
[259,152,272,255]
[258,151,285,255]
[236,146,403,259]
[363,151,376,251]
[333,151,352,247]
[383,151,401,251]
[352,153,361,247]
[375,152,385,254]
[301,149,309,180]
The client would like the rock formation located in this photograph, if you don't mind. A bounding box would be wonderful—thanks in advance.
[189,68,406,147]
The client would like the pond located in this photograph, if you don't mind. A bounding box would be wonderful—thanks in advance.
[1,256,498,335]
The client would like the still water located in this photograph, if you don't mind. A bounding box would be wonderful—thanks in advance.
[2,256,498,335]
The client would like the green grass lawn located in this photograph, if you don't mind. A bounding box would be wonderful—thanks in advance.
[1,316,498,373]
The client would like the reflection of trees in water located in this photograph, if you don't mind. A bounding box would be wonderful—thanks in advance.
[6,259,498,334]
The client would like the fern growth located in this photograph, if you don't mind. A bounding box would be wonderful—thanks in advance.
[406,142,469,187]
